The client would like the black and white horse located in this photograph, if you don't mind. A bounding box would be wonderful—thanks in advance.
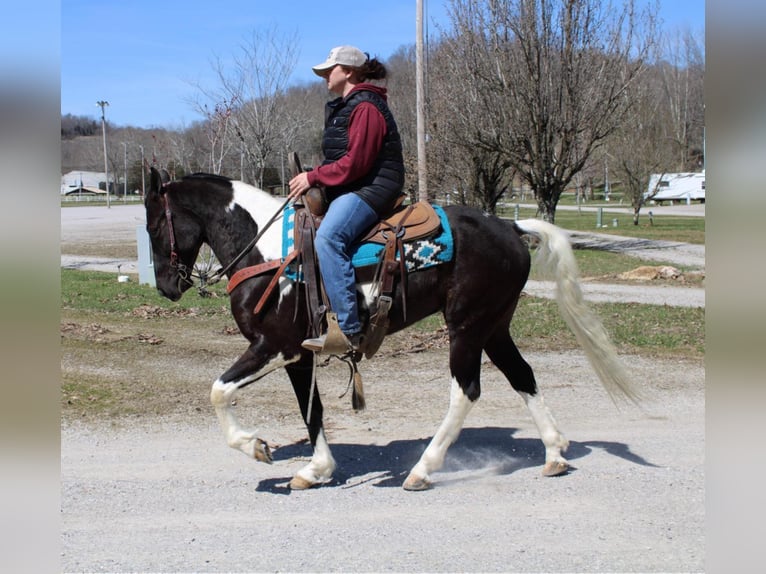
[144,168,638,490]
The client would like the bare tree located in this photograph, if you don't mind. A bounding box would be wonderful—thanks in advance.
[428,26,518,213]
[605,25,704,226]
[441,0,659,223]
[192,99,237,175]
[658,28,705,171]
[275,80,328,188]
[189,27,305,188]
[386,45,421,202]
[608,68,674,224]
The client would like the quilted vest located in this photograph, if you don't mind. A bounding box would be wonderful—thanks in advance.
[321,88,405,216]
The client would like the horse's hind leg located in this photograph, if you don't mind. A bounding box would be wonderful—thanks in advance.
[484,327,570,476]
[403,337,481,491]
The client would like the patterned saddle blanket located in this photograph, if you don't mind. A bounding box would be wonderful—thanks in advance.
[281,203,454,279]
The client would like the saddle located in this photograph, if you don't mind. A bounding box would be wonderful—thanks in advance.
[288,151,442,246]
[292,190,442,359]
[294,189,441,246]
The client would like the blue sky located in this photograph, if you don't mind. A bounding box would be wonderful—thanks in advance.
[59,0,705,129]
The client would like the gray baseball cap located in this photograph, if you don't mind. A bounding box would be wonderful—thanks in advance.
[312,46,367,75]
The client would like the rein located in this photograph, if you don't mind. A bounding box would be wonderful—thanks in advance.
[205,196,293,285]
[161,188,291,292]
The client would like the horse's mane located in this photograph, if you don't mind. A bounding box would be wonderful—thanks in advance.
[183,172,232,183]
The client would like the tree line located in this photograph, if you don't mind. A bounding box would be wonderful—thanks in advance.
[61,0,703,224]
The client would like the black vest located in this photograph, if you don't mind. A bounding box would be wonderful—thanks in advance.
[321,88,405,216]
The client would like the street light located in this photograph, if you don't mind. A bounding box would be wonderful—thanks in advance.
[122,142,128,201]
[96,100,110,208]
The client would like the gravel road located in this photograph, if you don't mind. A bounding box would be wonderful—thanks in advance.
[61,202,705,573]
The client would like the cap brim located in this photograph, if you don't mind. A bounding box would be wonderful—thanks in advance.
[312,61,335,76]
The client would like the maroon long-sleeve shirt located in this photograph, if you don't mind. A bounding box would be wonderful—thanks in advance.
[306,84,389,188]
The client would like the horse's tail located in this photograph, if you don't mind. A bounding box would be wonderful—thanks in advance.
[513,218,642,406]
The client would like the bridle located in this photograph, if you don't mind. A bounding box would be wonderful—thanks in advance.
[161,193,196,291]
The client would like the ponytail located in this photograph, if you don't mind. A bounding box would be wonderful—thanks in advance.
[358,55,388,82]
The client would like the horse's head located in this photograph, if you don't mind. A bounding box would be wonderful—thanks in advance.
[144,167,205,301]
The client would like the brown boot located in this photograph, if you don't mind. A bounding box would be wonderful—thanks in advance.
[301,331,364,354]
[301,312,363,354]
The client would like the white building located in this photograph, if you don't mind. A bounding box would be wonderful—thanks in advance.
[60,170,110,195]
[645,171,705,204]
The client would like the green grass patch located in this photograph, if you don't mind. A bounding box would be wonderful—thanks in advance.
[533,249,704,283]
[408,297,704,358]
[61,268,231,315]
[497,204,705,244]
[511,299,705,357]
[62,268,703,358]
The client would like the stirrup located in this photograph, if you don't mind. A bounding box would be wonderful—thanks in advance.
[301,312,361,355]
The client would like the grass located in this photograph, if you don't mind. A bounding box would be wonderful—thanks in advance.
[62,266,705,361]
[62,268,230,315]
[512,298,704,357]
[535,249,704,286]
[496,201,705,244]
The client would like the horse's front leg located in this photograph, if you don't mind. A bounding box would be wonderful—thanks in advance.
[210,344,300,463]
[284,359,337,489]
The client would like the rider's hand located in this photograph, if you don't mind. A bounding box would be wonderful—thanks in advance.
[288,172,311,201]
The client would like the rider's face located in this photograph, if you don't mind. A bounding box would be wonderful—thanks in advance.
[322,65,353,97]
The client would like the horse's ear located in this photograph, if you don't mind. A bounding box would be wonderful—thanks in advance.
[160,169,171,184]
[148,167,166,197]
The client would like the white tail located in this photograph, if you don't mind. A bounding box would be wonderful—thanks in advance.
[514,218,642,406]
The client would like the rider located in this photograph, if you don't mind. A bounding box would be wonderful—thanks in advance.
[288,45,405,353]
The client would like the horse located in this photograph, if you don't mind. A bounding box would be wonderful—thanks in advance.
[144,167,639,491]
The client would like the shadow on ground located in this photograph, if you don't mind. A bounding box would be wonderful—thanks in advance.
[255,426,658,494]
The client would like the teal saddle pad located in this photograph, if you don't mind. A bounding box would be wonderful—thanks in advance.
[281,203,454,279]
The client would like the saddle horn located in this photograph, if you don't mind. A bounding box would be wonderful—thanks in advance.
[288,152,303,178]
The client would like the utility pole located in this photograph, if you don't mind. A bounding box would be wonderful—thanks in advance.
[122,142,128,201]
[139,144,146,196]
[96,100,110,208]
[416,0,428,202]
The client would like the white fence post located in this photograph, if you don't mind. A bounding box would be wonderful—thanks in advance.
[136,226,156,287]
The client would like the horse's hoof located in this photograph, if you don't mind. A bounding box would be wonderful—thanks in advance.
[253,439,273,464]
[289,475,315,490]
[403,473,432,491]
[542,460,569,477]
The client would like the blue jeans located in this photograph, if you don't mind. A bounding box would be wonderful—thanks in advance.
[315,192,379,335]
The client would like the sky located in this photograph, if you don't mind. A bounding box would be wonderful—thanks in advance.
[59,0,705,129]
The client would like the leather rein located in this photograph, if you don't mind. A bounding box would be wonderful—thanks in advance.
[161,188,292,297]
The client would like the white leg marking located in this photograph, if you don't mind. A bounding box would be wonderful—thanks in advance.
[294,429,336,485]
[409,378,475,483]
[210,379,268,460]
[210,353,299,461]
[519,391,570,465]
